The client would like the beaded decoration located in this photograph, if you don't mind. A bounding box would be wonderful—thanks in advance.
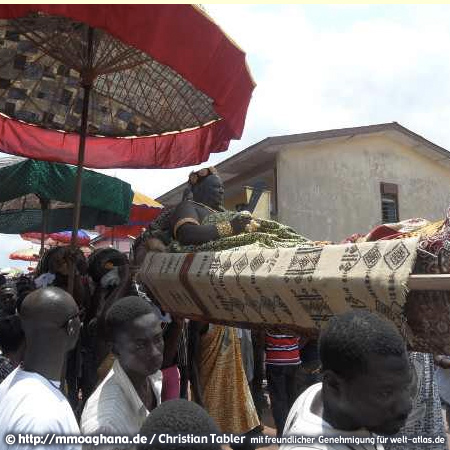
[188,166,218,186]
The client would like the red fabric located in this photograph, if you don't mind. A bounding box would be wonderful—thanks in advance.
[0,5,255,169]
[100,204,162,238]
[128,205,162,226]
[365,225,403,242]
[265,334,301,365]
[9,250,39,262]
[99,225,144,239]
[21,231,90,246]
[161,365,180,401]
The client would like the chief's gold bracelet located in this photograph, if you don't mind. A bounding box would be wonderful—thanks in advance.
[216,221,233,237]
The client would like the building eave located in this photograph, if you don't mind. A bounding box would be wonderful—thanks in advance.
[157,122,450,205]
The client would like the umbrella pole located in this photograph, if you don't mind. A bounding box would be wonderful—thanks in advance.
[68,26,94,296]
[68,83,91,295]
[39,198,49,257]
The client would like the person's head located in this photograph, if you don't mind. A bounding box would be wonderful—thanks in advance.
[15,276,35,313]
[20,287,80,353]
[138,399,221,450]
[37,247,87,278]
[188,167,224,211]
[106,296,163,379]
[0,314,25,357]
[319,310,413,436]
[88,247,128,285]
[0,285,17,315]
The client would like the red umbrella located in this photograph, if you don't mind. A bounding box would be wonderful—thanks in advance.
[10,247,40,262]
[21,230,91,247]
[99,192,163,240]
[0,5,254,169]
[0,5,254,290]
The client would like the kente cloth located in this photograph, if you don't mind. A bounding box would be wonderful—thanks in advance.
[384,353,447,450]
[337,210,450,355]
[169,210,314,253]
[359,209,450,355]
[195,325,260,434]
[341,218,443,244]
[140,237,419,333]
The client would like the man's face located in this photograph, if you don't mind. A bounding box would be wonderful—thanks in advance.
[337,353,413,435]
[114,313,164,378]
[195,175,224,210]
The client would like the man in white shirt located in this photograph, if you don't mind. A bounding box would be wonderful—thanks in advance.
[81,296,164,440]
[0,287,81,450]
[281,310,414,450]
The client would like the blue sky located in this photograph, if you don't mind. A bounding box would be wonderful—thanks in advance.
[3,4,450,268]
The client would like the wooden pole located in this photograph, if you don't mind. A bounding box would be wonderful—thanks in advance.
[68,26,94,295]
[408,274,450,291]
[39,198,49,257]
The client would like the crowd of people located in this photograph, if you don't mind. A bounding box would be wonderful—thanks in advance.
[0,167,449,450]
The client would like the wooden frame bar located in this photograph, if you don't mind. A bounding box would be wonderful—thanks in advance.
[408,274,450,290]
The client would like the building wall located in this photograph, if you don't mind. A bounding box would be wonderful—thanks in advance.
[224,168,276,215]
[277,135,450,241]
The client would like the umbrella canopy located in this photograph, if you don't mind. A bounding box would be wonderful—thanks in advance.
[0,156,133,234]
[99,192,163,239]
[10,247,40,262]
[0,5,254,293]
[21,229,91,246]
[0,5,255,168]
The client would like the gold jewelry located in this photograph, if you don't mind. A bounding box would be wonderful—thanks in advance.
[245,220,260,233]
[216,221,233,238]
[189,200,218,213]
[173,217,200,239]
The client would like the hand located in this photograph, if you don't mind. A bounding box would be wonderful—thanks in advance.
[435,355,450,369]
[230,214,253,235]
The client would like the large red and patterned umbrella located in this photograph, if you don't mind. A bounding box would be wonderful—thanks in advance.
[0,6,254,234]
[0,5,254,169]
[0,5,254,290]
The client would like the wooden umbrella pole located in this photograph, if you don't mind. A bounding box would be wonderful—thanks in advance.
[39,197,49,257]
[68,26,94,296]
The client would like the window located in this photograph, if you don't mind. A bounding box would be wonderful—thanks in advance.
[380,183,399,223]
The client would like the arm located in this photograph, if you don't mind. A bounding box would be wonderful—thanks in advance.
[435,354,450,369]
[176,222,220,245]
[162,319,183,368]
[170,201,218,245]
[171,201,252,245]
[188,320,209,407]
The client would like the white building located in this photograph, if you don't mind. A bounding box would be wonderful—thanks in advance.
[158,122,450,242]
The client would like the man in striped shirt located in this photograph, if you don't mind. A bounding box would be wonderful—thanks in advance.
[265,333,301,437]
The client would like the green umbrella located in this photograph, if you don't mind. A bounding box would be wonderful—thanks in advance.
[0,156,133,253]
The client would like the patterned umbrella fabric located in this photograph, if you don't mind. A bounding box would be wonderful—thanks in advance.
[0,156,133,234]
[0,5,255,168]
[0,5,254,285]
